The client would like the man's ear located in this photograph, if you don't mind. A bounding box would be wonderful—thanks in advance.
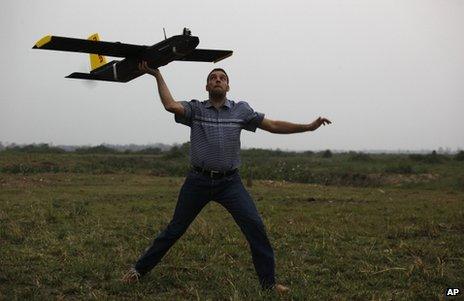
[226,84,230,92]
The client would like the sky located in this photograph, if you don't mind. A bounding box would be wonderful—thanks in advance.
[1,0,463,151]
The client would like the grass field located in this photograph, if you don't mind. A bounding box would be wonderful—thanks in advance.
[1,152,463,300]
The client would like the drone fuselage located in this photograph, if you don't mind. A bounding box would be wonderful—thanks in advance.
[89,35,200,82]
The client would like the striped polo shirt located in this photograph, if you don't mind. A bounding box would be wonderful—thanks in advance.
[175,99,265,171]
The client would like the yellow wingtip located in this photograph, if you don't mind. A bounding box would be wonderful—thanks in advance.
[35,35,52,48]
[87,33,100,41]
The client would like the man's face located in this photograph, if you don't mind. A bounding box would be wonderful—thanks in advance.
[206,70,229,98]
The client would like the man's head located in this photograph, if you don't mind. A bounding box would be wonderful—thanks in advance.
[206,68,229,99]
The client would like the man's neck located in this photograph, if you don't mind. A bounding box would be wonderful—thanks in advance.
[209,96,226,108]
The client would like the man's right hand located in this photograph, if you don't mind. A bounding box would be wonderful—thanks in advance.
[138,61,160,77]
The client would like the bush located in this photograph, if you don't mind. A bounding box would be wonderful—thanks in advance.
[349,152,371,161]
[322,150,332,158]
[137,147,162,155]
[76,145,119,154]
[302,150,314,156]
[384,164,415,174]
[455,151,464,161]
[163,146,185,159]
[409,151,442,164]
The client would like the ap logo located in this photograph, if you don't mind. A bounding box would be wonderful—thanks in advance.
[446,288,460,296]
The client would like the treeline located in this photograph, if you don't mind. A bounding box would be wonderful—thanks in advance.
[1,143,67,154]
[1,143,166,155]
[2,143,464,161]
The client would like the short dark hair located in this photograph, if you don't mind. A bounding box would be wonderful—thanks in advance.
[207,68,229,83]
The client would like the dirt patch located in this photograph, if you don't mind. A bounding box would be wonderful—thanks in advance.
[278,196,371,205]
[369,173,439,186]
[261,180,289,187]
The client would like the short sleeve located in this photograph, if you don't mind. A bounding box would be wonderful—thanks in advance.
[174,101,195,126]
[241,102,265,132]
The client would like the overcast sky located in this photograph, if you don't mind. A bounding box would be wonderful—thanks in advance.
[1,0,463,151]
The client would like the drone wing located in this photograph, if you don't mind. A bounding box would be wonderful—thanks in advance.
[177,49,233,63]
[32,35,147,57]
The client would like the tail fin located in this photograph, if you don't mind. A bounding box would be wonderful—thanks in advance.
[87,33,107,71]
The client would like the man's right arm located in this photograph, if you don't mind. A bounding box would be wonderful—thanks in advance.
[138,61,185,116]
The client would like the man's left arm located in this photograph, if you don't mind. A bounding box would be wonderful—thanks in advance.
[258,117,332,134]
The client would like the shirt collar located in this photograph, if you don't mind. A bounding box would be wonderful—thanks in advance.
[206,99,231,109]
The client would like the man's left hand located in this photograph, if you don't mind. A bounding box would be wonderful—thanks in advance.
[309,117,332,131]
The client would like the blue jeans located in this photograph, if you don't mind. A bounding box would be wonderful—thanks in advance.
[134,170,276,289]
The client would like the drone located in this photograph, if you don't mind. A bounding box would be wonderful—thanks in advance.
[32,28,233,83]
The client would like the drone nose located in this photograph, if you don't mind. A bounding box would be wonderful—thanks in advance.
[189,36,199,48]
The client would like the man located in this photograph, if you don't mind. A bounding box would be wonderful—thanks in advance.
[122,61,331,293]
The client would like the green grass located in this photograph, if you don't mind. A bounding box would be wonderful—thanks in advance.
[1,170,463,300]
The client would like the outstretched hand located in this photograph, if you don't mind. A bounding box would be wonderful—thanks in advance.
[138,61,160,77]
[309,117,332,131]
